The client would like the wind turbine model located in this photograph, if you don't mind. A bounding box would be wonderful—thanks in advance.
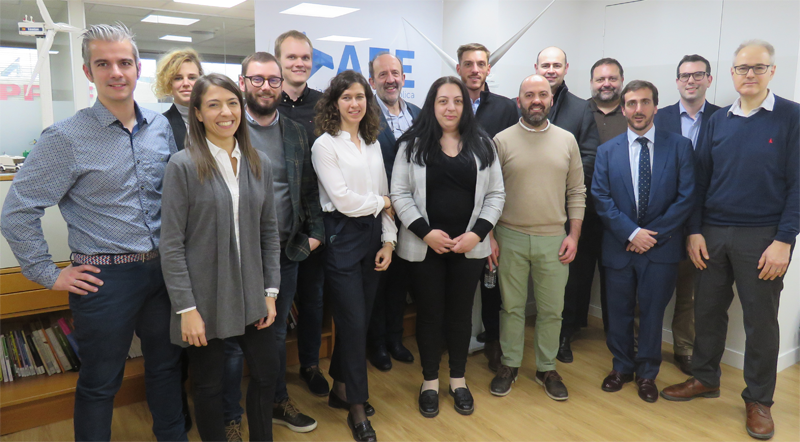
[18,0,83,92]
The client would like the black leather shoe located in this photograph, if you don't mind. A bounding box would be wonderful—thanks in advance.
[556,336,573,363]
[601,370,634,392]
[476,331,487,343]
[368,345,392,371]
[347,413,377,442]
[448,386,474,415]
[328,390,375,417]
[484,340,502,372]
[673,354,692,376]
[636,377,659,403]
[300,365,330,396]
[418,387,439,418]
[387,341,414,363]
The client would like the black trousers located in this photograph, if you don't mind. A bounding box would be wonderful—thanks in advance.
[368,252,410,349]
[562,207,608,337]
[479,273,502,342]
[410,249,484,381]
[692,225,788,406]
[186,325,278,442]
[323,212,383,404]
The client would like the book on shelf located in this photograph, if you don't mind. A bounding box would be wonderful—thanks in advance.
[23,331,46,375]
[56,318,80,361]
[51,323,80,370]
[30,327,59,375]
[0,335,12,382]
[44,327,73,372]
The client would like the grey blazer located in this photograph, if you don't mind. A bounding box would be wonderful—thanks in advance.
[390,140,505,262]
[160,149,281,347]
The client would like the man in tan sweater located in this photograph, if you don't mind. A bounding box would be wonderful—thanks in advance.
[489,75,586,401]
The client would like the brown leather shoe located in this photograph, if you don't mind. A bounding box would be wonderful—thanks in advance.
[660,377,720,401]
[636,377,658,403]
[746,402,774,440]
[601,370,634,392]
[673,354,693,375]
[484,340,502,373]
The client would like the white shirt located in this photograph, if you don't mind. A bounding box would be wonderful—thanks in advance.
[518,118,551,132]
[311,131,398,244]
[728,90,775,117]
[626,125,655,242]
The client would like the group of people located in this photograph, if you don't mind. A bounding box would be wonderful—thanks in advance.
[0,20,796,442]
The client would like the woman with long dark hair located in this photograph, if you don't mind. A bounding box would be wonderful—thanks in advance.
[391,76,505,418]
[311,70,396,442]
[160,73,280,441]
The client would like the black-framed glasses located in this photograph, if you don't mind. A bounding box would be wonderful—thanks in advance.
[678,71,709,82]
[733,64,771,75]
[243,75,283,88]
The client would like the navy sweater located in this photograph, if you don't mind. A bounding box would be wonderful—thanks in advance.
[688,94,799,244]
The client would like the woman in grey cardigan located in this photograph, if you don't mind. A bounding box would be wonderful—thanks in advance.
[160,73,281,442]
[391,77,505,419]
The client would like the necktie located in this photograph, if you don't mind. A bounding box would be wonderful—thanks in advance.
[637,137,650,226]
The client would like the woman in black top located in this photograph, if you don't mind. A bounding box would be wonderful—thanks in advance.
[154,48,203,150]
[390,77,505,418]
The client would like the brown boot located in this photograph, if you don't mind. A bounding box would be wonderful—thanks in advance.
[660,377,720,401]
[484,340,502,372]
[746,402,774,440]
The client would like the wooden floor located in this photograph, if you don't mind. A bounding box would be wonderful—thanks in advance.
[3,318,798,441]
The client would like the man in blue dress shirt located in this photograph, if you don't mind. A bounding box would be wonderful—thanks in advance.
[1,24,185,442]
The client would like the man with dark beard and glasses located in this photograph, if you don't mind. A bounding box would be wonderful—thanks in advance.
[221,51,324,438]
[489,75,585,401]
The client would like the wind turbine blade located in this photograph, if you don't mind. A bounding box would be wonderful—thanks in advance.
[402,18,458,73]
[489,0,557,66]
[53,23,83,33]
[28,29,55,93]
[36,0,54,27]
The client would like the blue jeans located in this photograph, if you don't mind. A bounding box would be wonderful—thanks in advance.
[223,250,300,419]
[68,258,186,442]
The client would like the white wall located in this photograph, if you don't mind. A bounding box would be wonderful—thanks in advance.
[442,0,800,371]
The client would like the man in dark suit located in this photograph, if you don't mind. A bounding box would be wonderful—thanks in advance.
[592,80,695,403]
[653,54,721,376]
[535,47,602,363]
[365,52,421,371]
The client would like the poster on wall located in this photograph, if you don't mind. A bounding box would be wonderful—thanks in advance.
[254,0,444,108]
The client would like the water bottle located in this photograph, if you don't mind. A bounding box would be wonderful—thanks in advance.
[484,263,497,289]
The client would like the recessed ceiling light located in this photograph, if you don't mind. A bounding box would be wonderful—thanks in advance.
[173,0,246,8]
[317,35,370,43]
[48,50,59,54]
[160,35,193,42]
[142,15,199,26]
[280,3,359,18]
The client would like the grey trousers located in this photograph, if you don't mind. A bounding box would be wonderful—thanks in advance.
[672,259,696,356]
[691,225,788,406]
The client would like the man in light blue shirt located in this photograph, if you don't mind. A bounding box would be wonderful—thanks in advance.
[653,54,722,376]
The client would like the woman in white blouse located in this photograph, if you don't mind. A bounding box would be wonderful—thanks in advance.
[311,70,396,442]
[160,73,281,441]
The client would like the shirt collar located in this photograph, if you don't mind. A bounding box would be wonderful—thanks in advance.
[627,124,656,147]
[679,100,707,117]
[281,84,311,104]
[728,90,775,117]
[589,98,622,115]
[518,118,550,132]
[376,96,407,119]
[206,138,241,160]
[245,107,280,127]
[92,99,146,128]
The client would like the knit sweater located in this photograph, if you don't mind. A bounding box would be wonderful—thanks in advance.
[688,94,799,244]
[494,121,586,236]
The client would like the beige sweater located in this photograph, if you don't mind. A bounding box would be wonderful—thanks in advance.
[493,120,586,236]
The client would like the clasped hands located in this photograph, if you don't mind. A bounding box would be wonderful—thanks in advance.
[626,229,658,254]
[424,229,480,254]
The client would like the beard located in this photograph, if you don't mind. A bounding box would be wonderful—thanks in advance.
[628,113,654,131]
[245,89,279,117]
[592,87,619,104]
[521,104,548,127]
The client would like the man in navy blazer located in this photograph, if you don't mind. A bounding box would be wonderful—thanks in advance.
[366,52,421,371]
[592,81,695,403]
[653,54,721,376]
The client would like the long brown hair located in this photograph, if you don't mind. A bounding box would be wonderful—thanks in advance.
[186,73,261,182]
[314,70,380,144]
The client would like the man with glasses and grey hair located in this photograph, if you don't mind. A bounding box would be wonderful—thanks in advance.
[1,24,186,441]
[661,40,799,441]
[653,54,721,376]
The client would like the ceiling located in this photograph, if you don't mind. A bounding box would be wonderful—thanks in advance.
[1,0,259,59]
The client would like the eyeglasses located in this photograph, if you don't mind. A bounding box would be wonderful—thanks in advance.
[243,75,283,88]
[678,71,709,82]
[732,64,771,75]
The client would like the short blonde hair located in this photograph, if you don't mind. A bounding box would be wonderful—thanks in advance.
[153,48,204,98]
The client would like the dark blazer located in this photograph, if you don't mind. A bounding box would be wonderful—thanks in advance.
[163,104,187,151]
[654,100,721,148]
[475,90,520,139]
[376,99,421,182]
[549,83,601,184]
[591,128,695,269]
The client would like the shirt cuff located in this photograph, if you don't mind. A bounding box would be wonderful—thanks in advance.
[408,218,432,240]
[265,288,279,298]
[470,218,495,242]
[628,227,641,243]
[177,306,196,314]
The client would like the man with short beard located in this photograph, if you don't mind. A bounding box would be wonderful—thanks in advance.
[225,51,323,437]
[589,58,628,144]
[489,75,585,401]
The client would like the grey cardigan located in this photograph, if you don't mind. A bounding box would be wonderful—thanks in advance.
[160,149,281,347]
[390,140,505,262]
